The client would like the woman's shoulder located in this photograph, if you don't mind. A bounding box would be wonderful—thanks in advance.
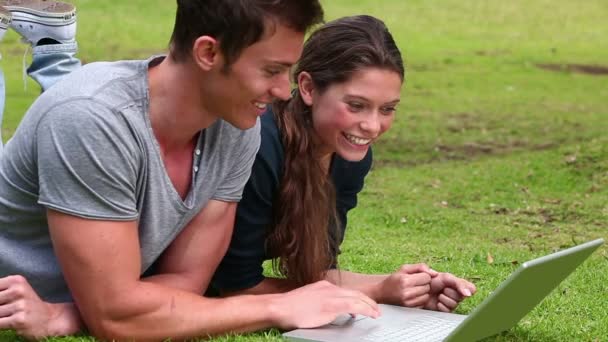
[260,109,281,142]
[255,109,284,169]
[334,148,373,174]
[331,148,373,190]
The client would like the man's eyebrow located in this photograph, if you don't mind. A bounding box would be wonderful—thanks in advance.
[264,60,295,68]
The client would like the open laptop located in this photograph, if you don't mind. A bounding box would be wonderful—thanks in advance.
[283,238,604,342]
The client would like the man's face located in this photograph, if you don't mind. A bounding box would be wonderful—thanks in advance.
[204,22,305,130]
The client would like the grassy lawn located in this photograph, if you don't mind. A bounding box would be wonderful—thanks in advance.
[1,0,607,341]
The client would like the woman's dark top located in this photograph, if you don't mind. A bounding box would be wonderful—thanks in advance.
[211,109,372,292]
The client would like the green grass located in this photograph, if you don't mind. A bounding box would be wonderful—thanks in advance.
[1,0,607,341]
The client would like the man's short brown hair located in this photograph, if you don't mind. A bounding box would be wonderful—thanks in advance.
[169,0,324,66]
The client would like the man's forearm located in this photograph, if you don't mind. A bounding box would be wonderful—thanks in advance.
[82,280,284,341]
[46,272,277,338]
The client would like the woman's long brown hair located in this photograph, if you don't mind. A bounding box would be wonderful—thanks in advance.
[266,15,405,286]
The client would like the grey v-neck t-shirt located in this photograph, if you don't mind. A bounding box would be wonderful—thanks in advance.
[0,56,260,302]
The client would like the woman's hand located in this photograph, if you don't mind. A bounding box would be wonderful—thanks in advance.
[423,272,477,312]
[376,264,437,307]
[0,275,82,340]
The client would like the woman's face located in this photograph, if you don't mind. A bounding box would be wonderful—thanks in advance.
[302,67,402,162]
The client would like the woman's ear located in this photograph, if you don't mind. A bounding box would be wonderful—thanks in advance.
[297,71,315,106]
[192,36,220,71]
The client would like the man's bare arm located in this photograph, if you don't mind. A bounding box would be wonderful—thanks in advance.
[0,200,236,338]
[46,200,380,341]
[46,201,280,340]
[142,199,237,294]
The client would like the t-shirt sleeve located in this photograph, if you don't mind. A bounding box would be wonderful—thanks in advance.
[332,148,373,260]
[211,116,281,292]
[212,120,261,202]
[36,100,141,220]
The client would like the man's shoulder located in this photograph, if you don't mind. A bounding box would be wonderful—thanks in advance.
[14,59,155,156]
[40,58,150,108]
[209,117,261,147]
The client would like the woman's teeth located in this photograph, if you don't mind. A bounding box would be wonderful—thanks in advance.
[344,133,371,145]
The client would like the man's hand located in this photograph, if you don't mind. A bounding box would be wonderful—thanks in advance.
[0,275,81,340]
[270,280,381,329]
[423,272,476,312]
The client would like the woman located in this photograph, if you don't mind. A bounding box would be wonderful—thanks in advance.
[0,14,475,339]
[211,14,476,310]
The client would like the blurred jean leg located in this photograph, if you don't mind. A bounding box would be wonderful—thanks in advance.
[0,68,6,156]
[0,42,80,154]
[0,66,4,153]
[28,41,81,92]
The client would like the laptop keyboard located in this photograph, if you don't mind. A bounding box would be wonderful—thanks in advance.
[361,316,460,342]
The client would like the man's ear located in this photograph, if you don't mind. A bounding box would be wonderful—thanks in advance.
[297,71,315,106]
[192,36,220,71]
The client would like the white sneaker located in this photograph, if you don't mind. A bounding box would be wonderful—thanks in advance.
[0,6,11,42]
[0,0,76,45]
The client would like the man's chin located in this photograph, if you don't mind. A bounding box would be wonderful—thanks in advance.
[224,116,258,131]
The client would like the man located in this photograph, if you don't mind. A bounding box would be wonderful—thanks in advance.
[0,1,382,340]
